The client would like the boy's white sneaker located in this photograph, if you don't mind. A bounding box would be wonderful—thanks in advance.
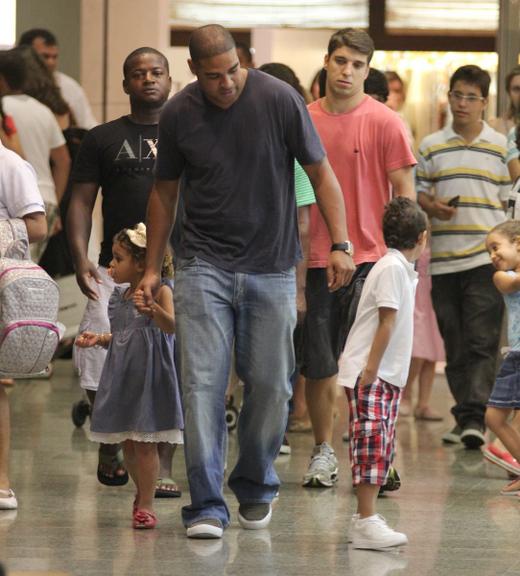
[351,514,408,550]
[347,513,359,543]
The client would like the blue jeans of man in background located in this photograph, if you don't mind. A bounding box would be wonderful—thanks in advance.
[174,256,296,528]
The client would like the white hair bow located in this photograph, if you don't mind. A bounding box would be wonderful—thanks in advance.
[126,222,147,248]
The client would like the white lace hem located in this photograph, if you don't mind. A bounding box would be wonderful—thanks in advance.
[88,429,183,444]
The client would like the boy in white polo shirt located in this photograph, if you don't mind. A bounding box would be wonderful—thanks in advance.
[339,197,427,550]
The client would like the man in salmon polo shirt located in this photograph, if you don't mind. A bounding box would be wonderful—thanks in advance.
[302,28,416,489]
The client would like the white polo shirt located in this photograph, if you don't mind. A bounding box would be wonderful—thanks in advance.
[2,94,65,206]
[416,122,510,275]
[0,141,45,219]
[55,71,97,130]
[338,249,418,390]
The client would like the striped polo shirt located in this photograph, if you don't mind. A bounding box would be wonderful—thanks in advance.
[416,122,510,275]
[295,160,316,207]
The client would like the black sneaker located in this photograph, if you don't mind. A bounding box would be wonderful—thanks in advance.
[279,434,291,455]
[186,518,224,539]
[379,466,401,496]
[460,423,486,450]
[238,503,272,530]
[442,425,463,444]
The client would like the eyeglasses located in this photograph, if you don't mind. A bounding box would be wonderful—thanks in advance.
[448,91,485,103]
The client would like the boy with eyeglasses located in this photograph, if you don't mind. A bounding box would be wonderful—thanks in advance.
[417,65,511,450]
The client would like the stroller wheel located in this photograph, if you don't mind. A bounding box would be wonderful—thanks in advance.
[225,403,239,432]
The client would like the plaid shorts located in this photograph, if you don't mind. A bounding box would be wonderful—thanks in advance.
[345,377,401,486]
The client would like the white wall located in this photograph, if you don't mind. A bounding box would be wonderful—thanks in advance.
[252,28,330,91]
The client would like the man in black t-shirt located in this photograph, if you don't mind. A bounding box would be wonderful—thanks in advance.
[141,25,355,539]
[67,48,180,495]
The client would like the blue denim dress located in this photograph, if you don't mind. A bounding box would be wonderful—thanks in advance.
[90,281,184,442]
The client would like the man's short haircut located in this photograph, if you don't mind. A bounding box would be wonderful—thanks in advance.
[18,28,57,47]
[327,28,374,63]
[365,68,389,103]
[449,65,491,98]
[123,47,169,78]
[189,25,236,63]
[0,49,26,91]
[383,197,427,250]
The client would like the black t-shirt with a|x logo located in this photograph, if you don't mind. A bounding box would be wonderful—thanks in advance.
[72,115,160,267]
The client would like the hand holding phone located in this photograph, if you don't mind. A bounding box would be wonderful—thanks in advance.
[447,196,460,207]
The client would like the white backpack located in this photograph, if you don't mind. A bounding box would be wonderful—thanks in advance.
[0,219,61,378]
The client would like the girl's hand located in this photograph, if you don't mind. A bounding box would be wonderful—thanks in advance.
[133,289,154,317]
[75,331,100,348]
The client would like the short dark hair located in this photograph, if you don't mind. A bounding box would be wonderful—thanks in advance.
[123,47,169,78]
[327,28,374,63]
[258,62,306,99]
[364,68,389,103]
[0,49,26,91]
[449,65,491,98]
[18,28,57,47]
[189,25,235,63]
[235,41,253,64]
[383,197,427,250]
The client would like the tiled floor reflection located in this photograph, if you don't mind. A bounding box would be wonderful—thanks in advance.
[1,361,519,575]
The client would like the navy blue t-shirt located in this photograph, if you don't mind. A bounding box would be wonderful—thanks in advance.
[156,69,325,273]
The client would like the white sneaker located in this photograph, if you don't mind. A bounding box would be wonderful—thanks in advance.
[347,513,359,543]
[351,514,408,550]
[0,489,17,510]
[302,442,338,487]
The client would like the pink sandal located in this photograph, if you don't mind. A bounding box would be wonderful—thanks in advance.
[500,476,520,496]
[133,508,157,529]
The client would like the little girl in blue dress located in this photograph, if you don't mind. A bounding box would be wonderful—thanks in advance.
[75,223,183,529]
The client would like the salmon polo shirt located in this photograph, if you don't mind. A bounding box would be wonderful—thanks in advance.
[307,95,416,267]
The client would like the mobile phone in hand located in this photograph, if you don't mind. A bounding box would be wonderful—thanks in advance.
[447,195,460,207]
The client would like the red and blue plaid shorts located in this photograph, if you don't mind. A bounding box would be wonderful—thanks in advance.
[345,377,401,486]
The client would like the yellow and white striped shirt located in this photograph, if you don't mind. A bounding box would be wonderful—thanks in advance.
[416,122,510,275]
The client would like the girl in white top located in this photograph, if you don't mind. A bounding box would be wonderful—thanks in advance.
[0,141,46,511]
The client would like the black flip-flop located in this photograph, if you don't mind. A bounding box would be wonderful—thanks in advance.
[97,451,129,487]
[154,477,181,498]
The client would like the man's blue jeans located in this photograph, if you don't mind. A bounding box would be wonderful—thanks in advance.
[174,257,296,527]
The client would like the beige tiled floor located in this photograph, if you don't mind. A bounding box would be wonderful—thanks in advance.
[1,361,519,576]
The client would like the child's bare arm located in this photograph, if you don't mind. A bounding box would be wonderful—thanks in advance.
[75,331,112,348]
[134,286,175,333]
[152,285,175,333]
[359,307,397,387]
[493,271,520,294]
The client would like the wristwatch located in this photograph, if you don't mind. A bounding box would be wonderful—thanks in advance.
[331,241,354,257]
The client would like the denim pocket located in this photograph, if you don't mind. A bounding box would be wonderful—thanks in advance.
[175,256,199,272]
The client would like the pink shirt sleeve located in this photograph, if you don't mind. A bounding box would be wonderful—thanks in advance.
[382,113,416,173]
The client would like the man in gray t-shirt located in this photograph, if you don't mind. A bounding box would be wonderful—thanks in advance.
[141,24,355,539]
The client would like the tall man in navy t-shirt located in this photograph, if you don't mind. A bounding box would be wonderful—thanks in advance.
[141,25,355,539]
